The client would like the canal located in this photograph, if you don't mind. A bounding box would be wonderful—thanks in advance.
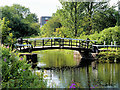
[33,50,120,88]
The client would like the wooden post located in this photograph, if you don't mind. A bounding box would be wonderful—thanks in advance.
[104,41,105,45]
[43,39,44,47]
[63,39,64,47]
[26,40,28,47]
[111,42,113,45]
[71,40,72,48]
[20,37,23,44]
[79,40,80,47]
[81,41,83,47]
[20,46,21,52]
[59,38,61,47]
[76,40,77,47]
[51,39,52,47]
[34,40,36,47]
[86,38,90,49]
[114,41,116,45]
[54,39,55,46]
[69,40,70,46]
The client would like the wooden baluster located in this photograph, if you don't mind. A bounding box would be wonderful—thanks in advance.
[43,39,44,47]
[54,39,55,46]
[20,46,21,52]
[63,39,64,47]
[86,38,90,49]
[26,40,28,47]
[69,40,70,46]
[71,40,72,48]
[81,41,83,48]
[34,40,36,47]
[76,40,77,47]
[59,39,61,47]
[51,39,52,47]
[20,37,23,44]
[79,40,80,48]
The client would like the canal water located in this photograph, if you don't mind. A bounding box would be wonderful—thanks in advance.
[33,50,120,88]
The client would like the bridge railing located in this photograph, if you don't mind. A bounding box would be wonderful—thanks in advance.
[24,37,96,49]
[92,45,120,53]
[14,37,97,52]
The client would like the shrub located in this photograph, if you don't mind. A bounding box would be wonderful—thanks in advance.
[80,26,120,45]
[1,45,47,88]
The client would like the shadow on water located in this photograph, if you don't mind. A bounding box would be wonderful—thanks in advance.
[32,50,120,88]
[37,58,94,70]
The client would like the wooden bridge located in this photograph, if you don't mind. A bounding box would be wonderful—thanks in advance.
[14,37,97,53]
[93,45,120,53]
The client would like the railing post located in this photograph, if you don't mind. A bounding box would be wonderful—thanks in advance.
[20,46,21,52]
[43,39,44,47]
[59,38,61,47]
[20,37,23,44]
[111,42,113,45]
[51,39,52,47]
[71,40,72,48]
[54,39,55,46]
[79,40,80,48]
[62,39,64,47]
[76,40,77,47]
[26,40,28,47]
[34,40,36,47]
[81,41,83,47]
[114,41,116,49]
[69,40,70,46]
[86,38,90,49]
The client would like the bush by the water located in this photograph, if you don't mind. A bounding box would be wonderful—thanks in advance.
[80,26,120,45]
[1,45,47,88]
[97,51,120,63]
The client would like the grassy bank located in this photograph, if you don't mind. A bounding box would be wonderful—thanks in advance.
[97,50,120,63]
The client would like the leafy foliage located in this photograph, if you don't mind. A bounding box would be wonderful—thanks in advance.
[1,4,40,39]
[80,26,120,45]
[40,16,62,37]
[1,45,47,88]
[40,1,117,38]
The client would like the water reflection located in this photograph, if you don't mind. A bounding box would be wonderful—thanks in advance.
[33,50,120,88]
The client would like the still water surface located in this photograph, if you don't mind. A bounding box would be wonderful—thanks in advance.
[33,50,120,88]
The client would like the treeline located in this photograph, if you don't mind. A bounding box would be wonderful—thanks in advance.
[1,4,40,44]
[40,1,120,44]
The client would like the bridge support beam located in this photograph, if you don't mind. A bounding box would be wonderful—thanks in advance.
[78,50,95,60]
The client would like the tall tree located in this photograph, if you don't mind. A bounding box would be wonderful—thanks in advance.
[56,1,117,36]
[1,4,40,38]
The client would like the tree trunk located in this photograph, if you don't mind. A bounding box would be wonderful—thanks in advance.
[74,2,77,37]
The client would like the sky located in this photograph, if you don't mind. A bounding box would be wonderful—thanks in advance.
[0,0,119,22]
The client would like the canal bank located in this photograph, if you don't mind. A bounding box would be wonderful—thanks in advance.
[96,51,120,63]
[18,49,120,88]
[32,49,120,88]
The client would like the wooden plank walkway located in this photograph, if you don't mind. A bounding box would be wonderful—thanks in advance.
[14,37,96,52]
[17,46,92,52]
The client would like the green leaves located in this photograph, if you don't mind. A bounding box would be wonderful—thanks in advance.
[80,26,120,45]
[1,4,39,39]
[1,45,47,88]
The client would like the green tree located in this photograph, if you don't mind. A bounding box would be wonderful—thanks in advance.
[81,26,120,45]
[1,18,11,43]
[40,16,62,37]
[55,1,117,36]
[1,4,40,38]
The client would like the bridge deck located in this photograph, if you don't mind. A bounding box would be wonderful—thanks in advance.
[17,46,92,52]
[15,37,96,52]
